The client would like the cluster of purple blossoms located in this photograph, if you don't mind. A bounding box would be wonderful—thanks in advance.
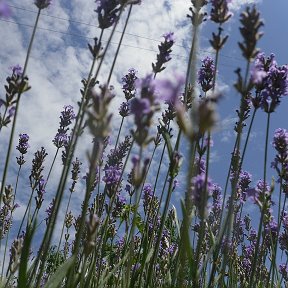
[246,179,271,207]
[16,133,30,166]
[273,128,288,156]
[16,133,29,155]
[263,219,278,248]
[207,184,222,233]
[119,69,138,117]
[53,105,76,149]
[251,52,288,113]
[34,0,52,9]
[152,32,175,76]
[29,147,48,189]
[11,64,22,76]
[198,56,215,93]
[142,183,153,213]
[157,74,185,107]
[271,128,288,187]
[119,101,130,117]
[237,170,252,202]
[122,68,138,101]
[190,173,213,212]
[194,157,206,175]
[95,0,121,29]
[130,74,160,145]
[106,136,131,169]
[0,0,11,18]
[103,165,121,190]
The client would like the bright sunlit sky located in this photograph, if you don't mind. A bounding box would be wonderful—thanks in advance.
[0,0,288,245]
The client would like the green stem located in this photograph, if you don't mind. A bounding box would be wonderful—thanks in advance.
[1,165,22,278]
[56,191,73,255]
[249,112,271,287]
[0,8,41,209]
[29,27,105,287]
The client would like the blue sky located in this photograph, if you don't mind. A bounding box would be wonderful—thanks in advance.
[1,0,288,262]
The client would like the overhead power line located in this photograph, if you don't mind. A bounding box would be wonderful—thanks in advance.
[8,3,244,63]
[0,18,241,70]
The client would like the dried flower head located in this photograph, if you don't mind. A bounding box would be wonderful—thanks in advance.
[238,6,264,61]
[152,32,175,76]
[187,0,208,26]
[210,0,232,24]
[34,0,52,9]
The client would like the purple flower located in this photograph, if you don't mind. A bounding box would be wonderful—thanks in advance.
[194,157,206,175]
[103,165,121,186]
[60,105,76,127]
[10,65,22,76]
[273,128,288,155]
[157,74,185,106]
[53,132,68,148]
[238,170,252,201]
[34,0,52,9]
[190,173,213,211]
[250,53,275,86]
[163,32,175,44]
[143,183,153,212]
[106,135,131,168]
[130,98,151,117]
[119,101,130,117]
[264,220,278,248]
[53,105,75,149]
[246,179,270,205]
[251,53,288,112]
[122,68,138,100]
[8,106,15,118]
[198,56,215,92]
[0,1,11,18]
[16,133,29,155]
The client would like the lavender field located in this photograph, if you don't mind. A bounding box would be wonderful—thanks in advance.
[0,0,288,287]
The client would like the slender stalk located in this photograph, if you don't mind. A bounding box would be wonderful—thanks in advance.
[45,148,59,186]
[1,165,22,277]
[249,112,271,287]
[29,27,104,286]
[106,5,133,87]
[55,191,73,255]
[0,8,41,208]
[145,175,174,288]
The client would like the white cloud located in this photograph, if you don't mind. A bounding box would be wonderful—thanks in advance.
[228,0,262,12]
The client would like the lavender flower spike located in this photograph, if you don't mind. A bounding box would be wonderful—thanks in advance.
[16,133,30,155]
[198,56,215,92]
[152,32,175,75]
